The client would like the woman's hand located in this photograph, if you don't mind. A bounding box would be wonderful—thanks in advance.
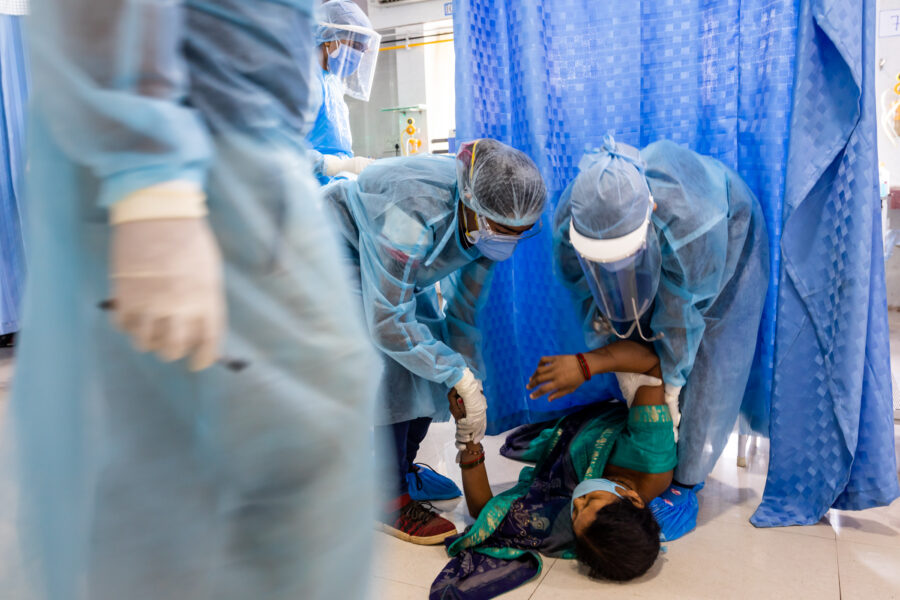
[526,355,586,401]
[448,388,466,421]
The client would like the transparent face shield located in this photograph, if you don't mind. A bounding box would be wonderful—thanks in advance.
[322,24,381,101]
[571,210,663,343]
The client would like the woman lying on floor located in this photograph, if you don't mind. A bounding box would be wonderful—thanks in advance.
[430,340,676,599]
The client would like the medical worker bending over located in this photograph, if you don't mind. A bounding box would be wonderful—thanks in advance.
[323,139,546,544]
[308,0,380,184]
[543,136,768,540]
[10,1,379,599]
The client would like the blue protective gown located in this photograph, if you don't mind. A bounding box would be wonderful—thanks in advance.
[9,2,379,599]
[554,141,769,485]
[308,68,353,185]
[322,155,495,425]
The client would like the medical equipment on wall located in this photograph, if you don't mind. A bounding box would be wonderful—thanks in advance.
[881,73,900,145]
[403,117,423,155]
[879,163,898,260]
[381,104,426,156]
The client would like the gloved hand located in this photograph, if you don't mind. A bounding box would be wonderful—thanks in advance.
[614,372,663,408]
[453,368,487,450]
[649,482,703,541]
[110,217,225,371]
[665,384,683,442]
[323,155,374,177]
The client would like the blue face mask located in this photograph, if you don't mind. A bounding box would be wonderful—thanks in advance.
[571,478,624,518]
[466,212,522,262]
[328,44,363,76]
[474,236,519,261]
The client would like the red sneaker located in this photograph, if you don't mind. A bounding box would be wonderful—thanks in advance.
[380,493,458,545]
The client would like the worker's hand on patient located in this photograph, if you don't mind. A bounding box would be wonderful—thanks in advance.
[453,369,487,449]
[323,155,374,176]
[664,384,682,442]
[527,355,585,401]
[110,217,225,371]
[615,372,663,408]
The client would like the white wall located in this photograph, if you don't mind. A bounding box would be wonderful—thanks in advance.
[423,20,456,148]
[347,19,455,158]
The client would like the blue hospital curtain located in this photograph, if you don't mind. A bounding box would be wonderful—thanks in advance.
[455,0,899,526]
[751,0,899,526]
[455,0,796,435]
[0,14,27,336]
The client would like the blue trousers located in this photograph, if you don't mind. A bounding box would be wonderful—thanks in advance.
[378,417,432,498]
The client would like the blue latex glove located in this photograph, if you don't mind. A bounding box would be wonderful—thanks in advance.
[649,482,703,541]
[407,463,462,501]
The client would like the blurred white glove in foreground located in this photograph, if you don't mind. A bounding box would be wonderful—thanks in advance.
[109,182,225,371]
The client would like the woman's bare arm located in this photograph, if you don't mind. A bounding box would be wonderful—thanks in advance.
[527,340,662,401]
[449,389,494,518]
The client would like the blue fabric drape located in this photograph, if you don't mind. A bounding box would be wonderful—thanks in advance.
[0,14,27,336]
[751,0,899,527]
[455,0,796,435]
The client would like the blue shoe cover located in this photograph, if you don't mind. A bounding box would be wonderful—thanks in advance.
[649,482,703,541]
[407,463,462,501]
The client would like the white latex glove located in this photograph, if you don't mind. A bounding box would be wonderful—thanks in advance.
[614,372,663,408]
[665,384,683,442]
[110,217,225,371]
[454,368,488,449]
[323,155,374,177]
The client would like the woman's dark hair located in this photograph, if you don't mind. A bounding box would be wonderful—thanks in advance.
[573,498,661,581]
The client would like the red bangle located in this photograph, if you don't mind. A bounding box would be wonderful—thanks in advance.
[460,453,486,470]
[576,353,591,381]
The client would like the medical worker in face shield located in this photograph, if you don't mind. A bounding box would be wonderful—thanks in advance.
[9,1,380,599]
[322,139,547,545]
[308,0,380,184]
[531,136,768,541]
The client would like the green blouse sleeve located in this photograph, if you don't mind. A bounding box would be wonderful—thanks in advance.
[607,405,677,473]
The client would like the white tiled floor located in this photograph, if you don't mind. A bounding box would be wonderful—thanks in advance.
[0,345,898,599]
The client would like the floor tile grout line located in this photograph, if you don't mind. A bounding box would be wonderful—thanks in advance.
[527,557,559,600]
[372,575,430,591]
[834,536,900,551]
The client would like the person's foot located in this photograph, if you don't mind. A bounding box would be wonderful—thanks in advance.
[380,493,458,545]
[649,482,704,541]
[407,463,462,501]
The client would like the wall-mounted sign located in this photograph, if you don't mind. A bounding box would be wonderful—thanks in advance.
[881,10,900,38]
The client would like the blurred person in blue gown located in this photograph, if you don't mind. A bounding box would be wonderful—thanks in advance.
[8,1,380,599]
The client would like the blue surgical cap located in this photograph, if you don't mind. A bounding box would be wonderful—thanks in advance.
[570,136,651,239]
[317,0,374,45]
